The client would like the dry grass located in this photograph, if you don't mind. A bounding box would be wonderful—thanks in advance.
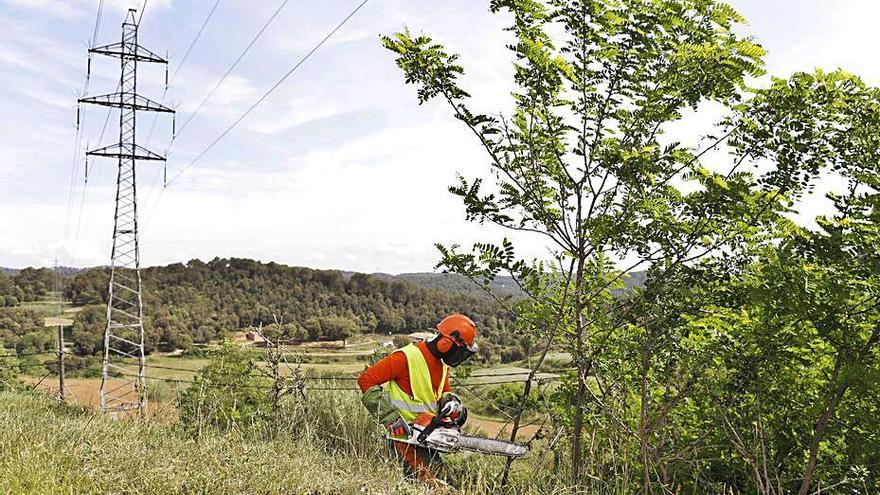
[0,388,588,495]
[0,391,428,495]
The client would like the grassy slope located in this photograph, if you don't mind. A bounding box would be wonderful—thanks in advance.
[0,390,584,495]
[0,392,426,495]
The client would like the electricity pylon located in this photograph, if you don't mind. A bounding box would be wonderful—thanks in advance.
[79,9,174,416]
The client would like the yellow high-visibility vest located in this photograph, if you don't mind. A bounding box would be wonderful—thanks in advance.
[384,343,449,422]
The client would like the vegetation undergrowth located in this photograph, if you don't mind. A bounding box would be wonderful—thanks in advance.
[0,389,602,495]
[0,391,422,495]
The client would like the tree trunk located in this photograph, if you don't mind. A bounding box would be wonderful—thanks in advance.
[797,350,848,495]
[571,255,587,484]
[501,262,574,485]
[640,331,652,495]
[798,327,878,495]
[797,384,847,495]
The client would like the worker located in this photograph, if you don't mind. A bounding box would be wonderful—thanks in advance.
[358,314,479,485]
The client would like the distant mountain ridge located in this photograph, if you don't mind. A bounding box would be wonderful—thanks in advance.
[0,266,86,276]
[365,272,525,299]
[3,264,646,299]
[362,270,647,299]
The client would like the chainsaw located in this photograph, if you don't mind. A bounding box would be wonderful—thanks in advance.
[387,400,528,458]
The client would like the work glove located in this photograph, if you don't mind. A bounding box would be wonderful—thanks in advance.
[387,416,413,440]
[361,385,399,425]
[439,393,468,427]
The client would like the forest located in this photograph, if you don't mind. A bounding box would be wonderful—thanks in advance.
[0,267,59,307]
[45,258,514,362]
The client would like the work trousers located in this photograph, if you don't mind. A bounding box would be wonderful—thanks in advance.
[389,440,458,487]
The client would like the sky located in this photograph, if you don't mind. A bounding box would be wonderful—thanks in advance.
[0,0,878,274]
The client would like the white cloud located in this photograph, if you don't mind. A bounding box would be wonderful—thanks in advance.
[2,0,877,272]
[196,75,256,110]
[2,0,83,19]
[135,119,548,272]
[245,96,350,135]
[104,0,173,16]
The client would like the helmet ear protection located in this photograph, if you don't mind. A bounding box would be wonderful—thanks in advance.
[436,332,459,353]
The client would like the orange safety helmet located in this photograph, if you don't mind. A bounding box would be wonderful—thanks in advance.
[436,314,478,352]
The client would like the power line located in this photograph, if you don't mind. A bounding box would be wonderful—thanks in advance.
[62,0,106,255]
[0,360,114,371]
[92,0,105,45]
[140,0,227,225]
[2,350,571,381]
[141,0,370,239]
[113,370,360,391]
[137,0,148,26]
[98,358,568,380]
[172,0,222,82]
[68,77,116,265]
[164,0,371,188]
[174,0,293,141]
[140,0,292,237]
[5,360,562,388]
[68,80,120,266]
[144,0,224,146]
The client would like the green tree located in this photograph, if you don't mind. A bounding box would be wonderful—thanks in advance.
[383,0,773,485]
[322,316,359,348]
[382,1,878,491]
[699,70,880,494]
[178,339,270,434]
[70,305,105,356]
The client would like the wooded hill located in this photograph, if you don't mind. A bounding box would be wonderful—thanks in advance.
[59,258,523,362]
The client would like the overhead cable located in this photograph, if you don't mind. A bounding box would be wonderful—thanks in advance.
[141,0,293,236]
[173,0,293,140]
[165,0,371,188]
[172,0,223,82]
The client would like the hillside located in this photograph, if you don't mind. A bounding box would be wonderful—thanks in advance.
[59,258,521,363]
[0,392,423,495]
[2,259,649,364]
[378,273,529,299]
[0,388,577,494]
[369,271,645,299]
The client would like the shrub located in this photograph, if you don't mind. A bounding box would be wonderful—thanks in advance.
[178,339,271,433]
[485,383,542,417]
[0,349,27,392]
[392,335,410,348]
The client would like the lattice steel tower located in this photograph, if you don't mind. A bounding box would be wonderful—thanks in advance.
[79,9,174,416]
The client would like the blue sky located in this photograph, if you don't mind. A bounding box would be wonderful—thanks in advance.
[0,0,878,273]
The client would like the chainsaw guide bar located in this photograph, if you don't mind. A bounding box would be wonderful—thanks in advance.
[389,422,529,458]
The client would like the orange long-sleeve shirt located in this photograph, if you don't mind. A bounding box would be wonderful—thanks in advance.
[358,341,451,396]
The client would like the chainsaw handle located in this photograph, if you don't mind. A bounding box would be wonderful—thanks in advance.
[417,415,445,444]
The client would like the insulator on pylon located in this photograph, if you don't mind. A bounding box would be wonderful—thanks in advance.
[76,105,81,129]
[172,114,176,136]
[84,156,89,183]
[87,55,91,79]
[165,58,169,89]
[163,163,167,187]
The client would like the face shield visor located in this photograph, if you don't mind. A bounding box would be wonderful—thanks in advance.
[440,335,478,367]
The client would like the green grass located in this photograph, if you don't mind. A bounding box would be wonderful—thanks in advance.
[0,391,422,495]
[0,390,586,494]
